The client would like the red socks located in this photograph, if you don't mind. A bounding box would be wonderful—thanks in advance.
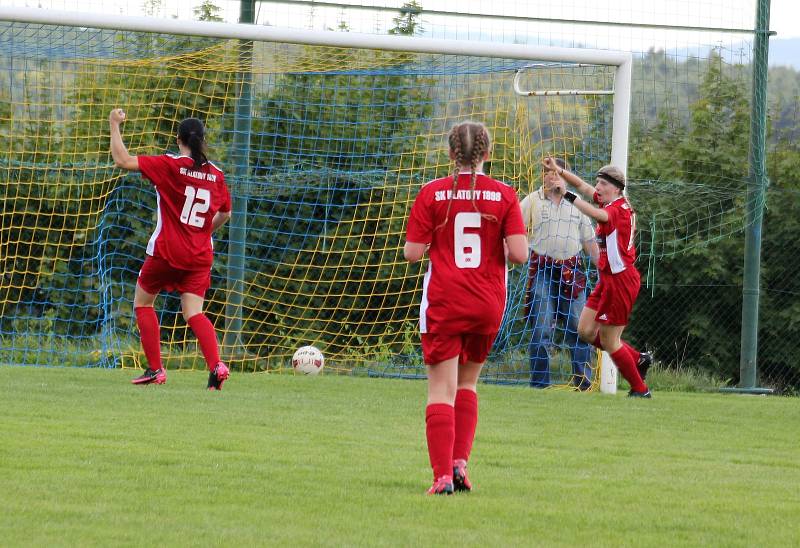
[453,389,478,462]
[136,309,221,373]
[426,391,480,480]
[625,343,640,364]
[187,313,221,371]
[425,403,455,480]
[135,306,162,370]
[610,346,647,393]
[594,335,642,373]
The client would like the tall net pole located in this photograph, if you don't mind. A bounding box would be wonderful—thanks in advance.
[223,0,255,353]
[735,0,771,393]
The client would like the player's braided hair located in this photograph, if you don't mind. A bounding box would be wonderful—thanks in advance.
[178,117,208,169]
[435,121,497,231]
[469,127,498,223]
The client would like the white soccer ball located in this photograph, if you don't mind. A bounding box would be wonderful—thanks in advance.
[292,345,324,375]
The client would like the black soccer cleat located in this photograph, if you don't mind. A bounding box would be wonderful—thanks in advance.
[636,351,653,382]
[207,370,220,390]
[628,389,652,398]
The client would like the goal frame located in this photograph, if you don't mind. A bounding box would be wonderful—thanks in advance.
[0,6,630,389]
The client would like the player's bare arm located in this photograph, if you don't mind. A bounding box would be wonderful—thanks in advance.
[404,241,428,263]
[564,193,609,223]
[109,108,139,171]
[505,234,528,264]
[211,210,231,232]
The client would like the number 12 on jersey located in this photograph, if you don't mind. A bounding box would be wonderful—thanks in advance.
[454,212,481,268]
[180,186,211,228]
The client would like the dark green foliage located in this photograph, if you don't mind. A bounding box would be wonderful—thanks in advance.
[630,51,800,389]
[630,54,750,380]
[759,143,800,389]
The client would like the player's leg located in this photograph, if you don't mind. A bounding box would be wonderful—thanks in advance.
[610,270,652,380]
[616,339,653,381]
[578,275,604,349]
[452,360,481,492]
[451,333,494,492]
[132,261,166,385]
[181,292,229,390]
[600,324,648,396]
[179,268,229,390]
[421,334,459,495]
[180,291,219,369]
[599,270,649,395]
[578,305,601,348]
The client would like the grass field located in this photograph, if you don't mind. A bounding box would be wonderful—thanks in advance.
[2,367,799,547]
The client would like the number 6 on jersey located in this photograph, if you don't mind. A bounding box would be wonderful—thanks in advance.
[454,212,481,268]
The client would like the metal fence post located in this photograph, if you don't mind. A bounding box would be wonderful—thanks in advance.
[223,0,254,354]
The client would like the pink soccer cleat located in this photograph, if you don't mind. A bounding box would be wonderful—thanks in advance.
[131,368,166,385]
[426,475,454,496]
[453,459,472,492]
[207,362,230,391]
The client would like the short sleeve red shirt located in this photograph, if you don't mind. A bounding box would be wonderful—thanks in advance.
[406,173,526,335]
[138,154,231,270]
[593,194,637,274]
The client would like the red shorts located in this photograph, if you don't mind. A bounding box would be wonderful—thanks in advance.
[421,333,497,366]
[585,267,640,326]
[137,255,211,297]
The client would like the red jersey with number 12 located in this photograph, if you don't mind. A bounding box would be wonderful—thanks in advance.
[594,194,637,274]
[138,154,231,270]
[406,173,526,335]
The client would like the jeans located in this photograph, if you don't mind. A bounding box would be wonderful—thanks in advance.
[527,263,592,389]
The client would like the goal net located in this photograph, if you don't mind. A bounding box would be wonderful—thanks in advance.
[0,10,630,388]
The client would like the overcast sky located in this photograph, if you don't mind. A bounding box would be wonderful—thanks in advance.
[770,0,800,39]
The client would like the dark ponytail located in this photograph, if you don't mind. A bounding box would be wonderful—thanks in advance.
[178,117,208,169]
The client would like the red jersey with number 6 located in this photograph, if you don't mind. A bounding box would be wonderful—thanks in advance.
[406,173,526,335]
[593,194,637,274]
[138,154,231,270]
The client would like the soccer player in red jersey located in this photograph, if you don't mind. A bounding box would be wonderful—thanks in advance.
[405,122,528,494]
[109,108,233,390]
[542,157,653,397]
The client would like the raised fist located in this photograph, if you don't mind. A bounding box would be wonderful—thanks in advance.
[109,108,127,124]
